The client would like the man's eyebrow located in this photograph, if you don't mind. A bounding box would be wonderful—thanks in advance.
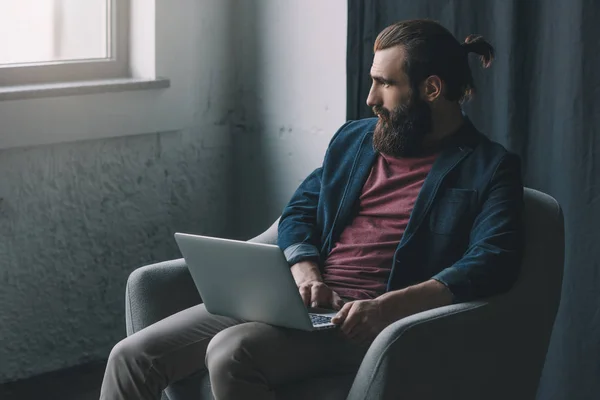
[369,73,394,85]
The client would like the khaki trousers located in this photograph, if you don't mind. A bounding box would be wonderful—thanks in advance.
[99,304,368,400]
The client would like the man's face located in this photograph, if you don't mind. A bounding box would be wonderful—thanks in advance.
[367,46,433,157]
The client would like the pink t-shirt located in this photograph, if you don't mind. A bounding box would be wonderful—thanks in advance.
[322,151,438,300]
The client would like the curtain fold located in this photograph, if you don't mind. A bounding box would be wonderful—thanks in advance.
[346,1,600,398]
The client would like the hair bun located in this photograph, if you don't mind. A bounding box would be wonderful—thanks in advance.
[462,34,495,68]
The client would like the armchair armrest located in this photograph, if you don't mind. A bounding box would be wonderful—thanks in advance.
[346,300,517,400]
[125,258,202,335]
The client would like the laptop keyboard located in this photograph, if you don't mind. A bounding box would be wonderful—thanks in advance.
[310,314,333,326]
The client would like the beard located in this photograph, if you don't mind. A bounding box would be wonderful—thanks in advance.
[372,91,433,158]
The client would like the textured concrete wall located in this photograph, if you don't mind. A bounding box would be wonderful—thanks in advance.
[231,0,348,239]
[0,132,231,382]
[0,0,240,383]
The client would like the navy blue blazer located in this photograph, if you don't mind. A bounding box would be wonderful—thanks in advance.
[277,117,524,302]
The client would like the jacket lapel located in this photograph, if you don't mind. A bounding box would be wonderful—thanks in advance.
[328,130,377,247]
[397,119,480,249]
[397,144,473,249]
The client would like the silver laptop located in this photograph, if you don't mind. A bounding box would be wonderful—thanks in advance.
[174,233,338,331]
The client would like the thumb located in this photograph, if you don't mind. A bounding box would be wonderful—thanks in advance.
[331,303,351,324]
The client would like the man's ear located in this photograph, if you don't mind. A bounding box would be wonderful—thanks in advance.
[421,75,443,102]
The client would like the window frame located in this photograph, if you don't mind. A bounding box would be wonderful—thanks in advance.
[0,0,130,86]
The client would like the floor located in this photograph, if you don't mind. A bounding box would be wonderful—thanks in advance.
[0,361,107,400]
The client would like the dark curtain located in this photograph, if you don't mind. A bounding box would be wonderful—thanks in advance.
[347,0,600,398]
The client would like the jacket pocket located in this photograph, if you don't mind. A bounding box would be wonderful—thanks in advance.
[429,189,477,235]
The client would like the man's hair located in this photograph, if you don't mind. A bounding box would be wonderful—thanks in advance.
[374,19,495,103]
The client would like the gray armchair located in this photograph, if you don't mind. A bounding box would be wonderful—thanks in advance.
[125,188,564,400]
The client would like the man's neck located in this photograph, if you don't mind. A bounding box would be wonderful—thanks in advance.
[424,104,465,147]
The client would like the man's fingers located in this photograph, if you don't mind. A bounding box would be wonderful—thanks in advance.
[311,283,333,308]
[342,315,361,337]
[299,285,311,307]
[332,293,345,310]
[334,300,344,311]
[331,302,352,324]
[340,305,362,335]
[310,284,322,308]
[301,282,343,310]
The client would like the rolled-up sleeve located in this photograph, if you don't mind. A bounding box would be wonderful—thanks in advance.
[277,166,323,265]
[277,121,353,266]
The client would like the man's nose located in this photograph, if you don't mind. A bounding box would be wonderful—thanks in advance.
[366,85,380,108]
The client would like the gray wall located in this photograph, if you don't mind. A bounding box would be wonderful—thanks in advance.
[0,132,231,382]
[0,0,347,383]
[231,0,347,240]
[0,0,242,383]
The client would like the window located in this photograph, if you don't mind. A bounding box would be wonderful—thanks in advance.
[0,0,130,86]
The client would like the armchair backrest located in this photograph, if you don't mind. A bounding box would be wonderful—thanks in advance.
[248,217,280,245]
[509,188,565,307]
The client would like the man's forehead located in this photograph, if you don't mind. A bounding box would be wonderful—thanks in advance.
[371,46,405,77]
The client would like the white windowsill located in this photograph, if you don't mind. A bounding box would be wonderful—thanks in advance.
[0,77,171,101]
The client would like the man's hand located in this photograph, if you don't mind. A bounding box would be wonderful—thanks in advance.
[298,280,345,310]
[331,299,389,343]
[291,260,345,310]
[332,280,454,344]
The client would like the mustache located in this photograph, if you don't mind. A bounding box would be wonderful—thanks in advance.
[372,105,390,119]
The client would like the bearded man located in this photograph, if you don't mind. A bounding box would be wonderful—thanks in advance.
[100,19,524,400]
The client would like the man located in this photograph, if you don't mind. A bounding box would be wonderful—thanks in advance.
[100,19,523,400]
